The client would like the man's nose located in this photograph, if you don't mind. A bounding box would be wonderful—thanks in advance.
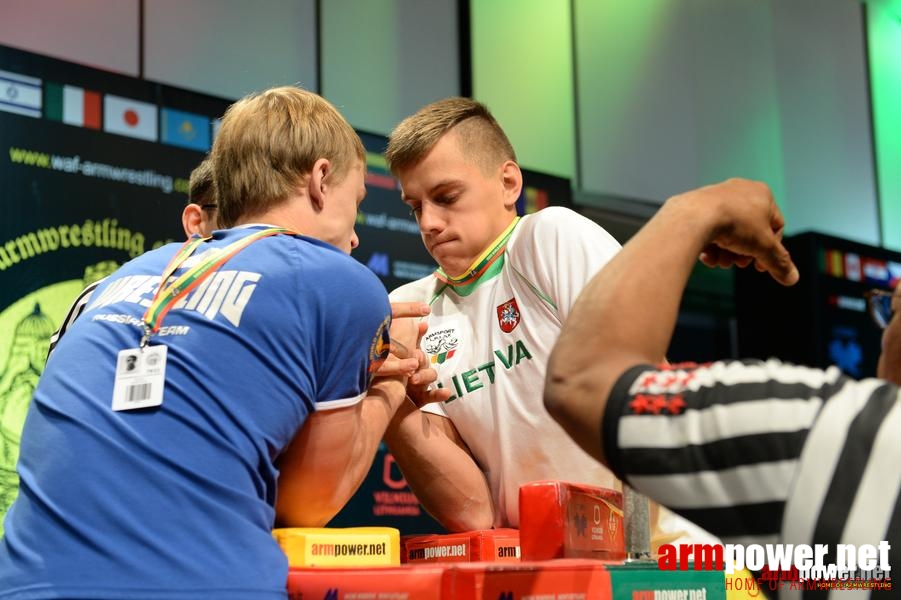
[417,203,442,233]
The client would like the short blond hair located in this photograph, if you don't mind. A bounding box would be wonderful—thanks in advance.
[385,97,515,176]
[211,86,365,227]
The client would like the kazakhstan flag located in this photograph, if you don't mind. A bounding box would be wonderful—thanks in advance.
[161,107,210,151]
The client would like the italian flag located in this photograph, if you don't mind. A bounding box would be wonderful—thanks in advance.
[45,82,101,129]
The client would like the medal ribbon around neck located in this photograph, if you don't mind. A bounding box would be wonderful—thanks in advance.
[434,217,520,287]
[141,227,290,343]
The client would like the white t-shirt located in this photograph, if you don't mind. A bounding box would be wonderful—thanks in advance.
[391,207,621,527]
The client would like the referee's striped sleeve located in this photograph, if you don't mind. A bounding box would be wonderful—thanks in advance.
[47,279,102,358]
[782,378,901,559]
[603,359,846,542]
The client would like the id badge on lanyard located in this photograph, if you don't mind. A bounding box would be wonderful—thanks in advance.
[111,228,290,411]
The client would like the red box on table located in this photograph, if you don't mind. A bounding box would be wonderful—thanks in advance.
[287,559,612,599]
[402,528,520,563]
[519,480,626,561]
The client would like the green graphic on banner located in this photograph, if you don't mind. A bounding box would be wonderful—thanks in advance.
[0,266,120,534]
[0,298,56,519]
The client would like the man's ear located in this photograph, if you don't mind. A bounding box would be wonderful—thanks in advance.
[308,158,331,213]
[181,203,204,237]
[501,160,523,209]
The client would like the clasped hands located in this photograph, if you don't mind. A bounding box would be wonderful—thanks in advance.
[374,301,452,407]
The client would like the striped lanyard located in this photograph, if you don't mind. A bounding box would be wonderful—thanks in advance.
[140,227,289,347]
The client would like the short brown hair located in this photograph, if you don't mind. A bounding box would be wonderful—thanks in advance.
[385,97,516,176]
[187,157,215,206]
[211,86,365,228]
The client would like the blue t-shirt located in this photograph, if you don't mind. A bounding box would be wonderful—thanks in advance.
[0,227,391,599]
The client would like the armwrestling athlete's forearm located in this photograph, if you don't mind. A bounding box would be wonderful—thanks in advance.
[384,400,495,531]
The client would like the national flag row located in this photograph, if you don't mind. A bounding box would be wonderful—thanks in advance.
[820,247,901,288]
[0,68,218,152]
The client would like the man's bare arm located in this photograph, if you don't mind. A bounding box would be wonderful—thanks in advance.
[544,178,798,467]
[384,401,495,531]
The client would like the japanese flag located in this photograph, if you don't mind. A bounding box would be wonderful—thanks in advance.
[104,94,157,141]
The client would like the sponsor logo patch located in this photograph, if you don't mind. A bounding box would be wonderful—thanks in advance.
[367,315,391,380]
[424,326,459,365]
